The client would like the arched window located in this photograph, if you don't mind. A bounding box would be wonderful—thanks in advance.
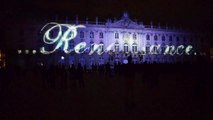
[146,46,150,54]
[133,33,137,40]
[115,42,119,52]
[99,32,103,38]
[169,36,172,41]
[99,41,104,52]
[115,33,119,39]
[154,35,158,41]
[154,42,159,54]
[124,43,128,53]
[90,41,94,50]
[90,31,94,38]
[146,34,150,40]
[162,35,165,41]
[80,31,84,38]
[161,43,166,54]
[132,43,137,53]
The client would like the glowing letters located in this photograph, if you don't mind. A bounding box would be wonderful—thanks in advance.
[40,23,194,56]
[40,22,85,54]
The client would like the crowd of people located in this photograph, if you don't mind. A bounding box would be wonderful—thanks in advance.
[0,55,213,91]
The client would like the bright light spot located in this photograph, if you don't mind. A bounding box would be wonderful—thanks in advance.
[17,50,22,54]
[61,56,65,60]
[25,50,29,54]
[123,59,128,64]
[32,50,36,54]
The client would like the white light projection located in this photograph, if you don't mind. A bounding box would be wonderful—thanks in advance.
[40,22,85,54]
[164,45,176,55]
[185,45,193,55]
[176,45,184,55]
[149,44,161,54]
[40,22,113,55]
[40,22,195,56]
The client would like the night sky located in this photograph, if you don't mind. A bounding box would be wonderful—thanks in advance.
[1,0,213,30]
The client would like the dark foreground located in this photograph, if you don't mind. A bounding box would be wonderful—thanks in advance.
[1,63,213,120]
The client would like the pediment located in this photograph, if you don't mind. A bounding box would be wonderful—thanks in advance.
[107,12,143,29]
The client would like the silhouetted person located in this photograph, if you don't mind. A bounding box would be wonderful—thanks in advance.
[127,55,132,64]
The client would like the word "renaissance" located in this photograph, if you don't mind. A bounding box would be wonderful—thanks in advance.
[40,22,194,56]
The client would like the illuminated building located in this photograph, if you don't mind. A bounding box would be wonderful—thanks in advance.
[5,12,209,67]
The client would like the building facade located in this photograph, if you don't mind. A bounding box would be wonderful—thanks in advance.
[4,12,208,68]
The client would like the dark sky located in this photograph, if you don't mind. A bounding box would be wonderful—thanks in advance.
[1,0,213,30]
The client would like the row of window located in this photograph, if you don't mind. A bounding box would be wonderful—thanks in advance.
[69,41,138,53]
[69,41,193,54]
[79,32,137,40]
[116,44,138,53]
[79,31,193,42]
[80,31,104,39]
[146,35,193,42]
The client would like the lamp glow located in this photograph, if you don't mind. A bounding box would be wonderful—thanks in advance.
[32,50,36,54]
[17,50,22,54]
[25,50,29,54]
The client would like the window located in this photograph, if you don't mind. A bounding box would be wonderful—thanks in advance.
[132,43,137,53]
[115,33,119,39]
[90,31,94,38]
[162,35,165,41]
[90,41,94,50]
[99,41,104,52]
[154,46,158,54]
[169,36,172,41]
[161,46,166,54]
[80,31,84,38]
[161,43,166,54]
[176,36,179,41]
[154,35,158,41]
[146,34,150,40]
[133,33,137,40]
[115,42,119,52]
[146,46,150,53]
[99,32,103,38]
[124,43,128,53]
